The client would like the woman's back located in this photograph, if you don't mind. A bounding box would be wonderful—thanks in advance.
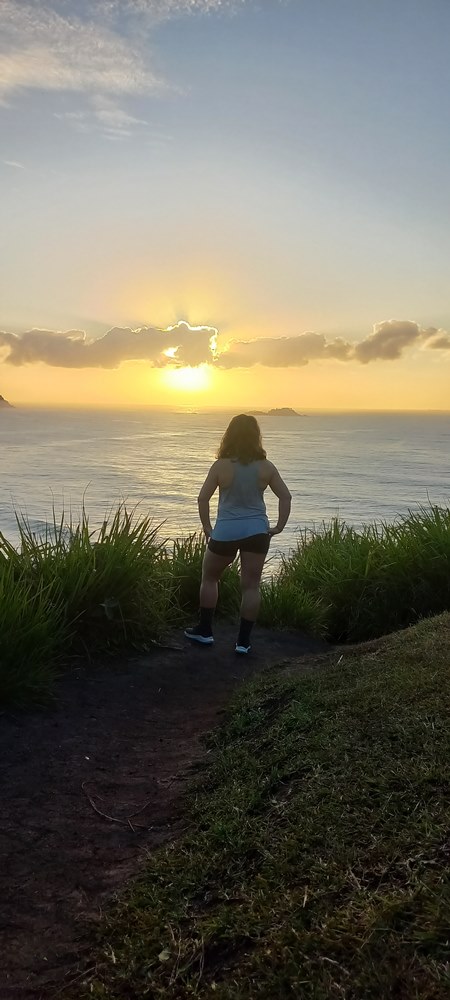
[217,460,266,518]
[212,459,269,541]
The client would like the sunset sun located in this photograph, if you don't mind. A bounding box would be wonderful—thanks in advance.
[162,365,211,393]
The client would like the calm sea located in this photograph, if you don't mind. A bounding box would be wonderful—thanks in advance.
[0,408,449,560]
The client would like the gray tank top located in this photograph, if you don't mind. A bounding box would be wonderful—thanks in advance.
[211,460,269,541]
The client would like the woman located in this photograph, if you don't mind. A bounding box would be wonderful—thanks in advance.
[185,413,292,654]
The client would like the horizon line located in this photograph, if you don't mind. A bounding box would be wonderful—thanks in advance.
[4,404,450,415]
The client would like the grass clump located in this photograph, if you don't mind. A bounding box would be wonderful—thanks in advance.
[259,575,329,637]
[275,503,450,641]
[77,612,450,999]
[0,505,174,704]
[11,504,170,645]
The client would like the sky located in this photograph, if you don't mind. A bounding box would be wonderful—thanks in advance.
[1,0,450,410]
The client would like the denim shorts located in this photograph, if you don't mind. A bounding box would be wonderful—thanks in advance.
[208,532,270,558]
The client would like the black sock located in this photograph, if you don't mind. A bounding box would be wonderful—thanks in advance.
[237,617,254,647]
[199,607,214,635]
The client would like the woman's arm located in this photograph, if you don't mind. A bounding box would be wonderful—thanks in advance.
[267,465,292,536]
[197,462,220,540]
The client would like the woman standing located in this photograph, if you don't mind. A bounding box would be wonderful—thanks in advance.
[185,413,292,654]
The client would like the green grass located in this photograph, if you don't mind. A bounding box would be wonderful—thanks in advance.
[2,501,450,706]
[0,505,174,704]
[75,612,450,999]
[12,504,171,644]
[0,516,242,705]
[0,559,66,706]
[163,533,241,620]
[271,504,450,642]
[259,576,329,637]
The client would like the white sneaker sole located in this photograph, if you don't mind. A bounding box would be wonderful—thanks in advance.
[235,644,251,655]
[184,631,214,645]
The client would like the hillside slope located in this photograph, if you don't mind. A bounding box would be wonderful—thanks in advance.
[79,613,450,999]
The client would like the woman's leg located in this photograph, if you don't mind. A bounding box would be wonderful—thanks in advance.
[200,547,234,609]
[185,547,234,643]
[238,550,267,650]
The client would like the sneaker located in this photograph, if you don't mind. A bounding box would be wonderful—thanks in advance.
[235,643,251,655]
[184,626,214,645]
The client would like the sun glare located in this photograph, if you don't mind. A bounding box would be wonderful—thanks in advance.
[162,365,211,393]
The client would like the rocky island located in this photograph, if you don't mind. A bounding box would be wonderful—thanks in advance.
[249,407,305,417]
[0,394,13,408]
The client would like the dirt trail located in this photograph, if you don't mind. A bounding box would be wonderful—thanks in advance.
[0,623,328,998]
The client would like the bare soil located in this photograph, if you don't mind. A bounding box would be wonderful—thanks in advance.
[0,623,328,998]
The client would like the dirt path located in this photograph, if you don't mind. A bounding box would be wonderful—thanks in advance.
[0,624,328,998]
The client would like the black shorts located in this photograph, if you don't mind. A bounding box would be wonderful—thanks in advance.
[208,533,270,558]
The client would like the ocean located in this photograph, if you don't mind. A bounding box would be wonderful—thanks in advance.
[0,408,449,560]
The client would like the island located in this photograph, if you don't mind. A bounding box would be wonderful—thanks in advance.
[0,394,13,408]
[249,407,305,417]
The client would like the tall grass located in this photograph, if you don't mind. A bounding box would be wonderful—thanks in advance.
[0,559,66,706]
[164,532,241,619]
[277,503,450,641]
[1,501,450,705]
[259,577,330,637]
[9,504,172,646]
[0,504,174,704]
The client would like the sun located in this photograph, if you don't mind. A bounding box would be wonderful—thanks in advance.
[162,364,211,393]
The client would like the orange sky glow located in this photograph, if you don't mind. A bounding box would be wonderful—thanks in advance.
[1,1,450,411]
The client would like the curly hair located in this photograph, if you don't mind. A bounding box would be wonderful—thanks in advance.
[217,414,266,464]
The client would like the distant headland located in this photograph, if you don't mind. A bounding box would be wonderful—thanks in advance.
[249,407,306,417]
[0,395,13,408]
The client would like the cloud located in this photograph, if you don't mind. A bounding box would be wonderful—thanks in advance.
[424,333,450,351]
[352,319,422,364]
[96,1,246,20]
[1,318,449,372]
[215,332,354,369]
[216,320,450,370]
[216,332,333,369]
[91,96,148,129]
[0,1,247,108]
[323,337,353,361]
[54,96,149,138]
[0,321,217,369]
[0,2,164,106]
[3,158,25,168]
